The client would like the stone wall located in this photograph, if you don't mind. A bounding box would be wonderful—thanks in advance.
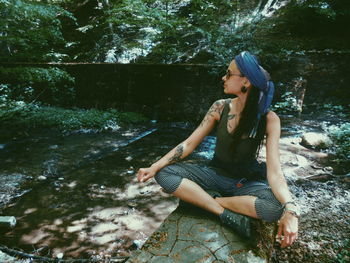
[64,63,226,122]
[1,53,349,122]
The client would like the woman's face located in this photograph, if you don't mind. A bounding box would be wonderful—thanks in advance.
[222,60,247,95]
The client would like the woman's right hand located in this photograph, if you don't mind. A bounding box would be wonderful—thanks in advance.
[136,166,158,182]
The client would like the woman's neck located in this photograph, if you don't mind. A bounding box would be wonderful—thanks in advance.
[234,93,248,114]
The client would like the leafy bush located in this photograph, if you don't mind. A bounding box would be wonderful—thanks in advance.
[328,122,350,160]
[0,0,75,62]
[0,99,147,132]
[272,91,301,114]
[0,67,75,106]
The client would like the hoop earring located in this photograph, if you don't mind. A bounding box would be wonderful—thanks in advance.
[241,86,248,93]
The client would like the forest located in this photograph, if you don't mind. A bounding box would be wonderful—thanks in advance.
[0,0,349,262]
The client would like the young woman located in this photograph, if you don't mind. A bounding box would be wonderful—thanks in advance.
[137,51,299,248]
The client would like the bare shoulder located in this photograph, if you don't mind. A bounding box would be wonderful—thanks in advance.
[266,110,280,123]
[208,99,226,120]
[198,99,226,128]
[212,99,226,109]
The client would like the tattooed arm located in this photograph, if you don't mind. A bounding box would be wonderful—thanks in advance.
[137,99,226,182]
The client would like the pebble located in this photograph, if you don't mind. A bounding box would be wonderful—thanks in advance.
[127,201,137,208]
[132,239,144,249]
[287,161,299,167]
[311,164,323,169]
[38,176,47,181]
[49,145,59,149]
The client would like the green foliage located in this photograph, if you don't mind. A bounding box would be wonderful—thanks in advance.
[328,122,350,160]
[255,0,350,52]
[0,100,148,131]
[0,0,75,62]
[0,66,75,105]
[272,91,301,114]
[335,239,350,263]
[136,0,244,64]
[3,0,349,64]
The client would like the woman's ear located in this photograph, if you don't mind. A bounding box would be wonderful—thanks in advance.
[243,77,251,88]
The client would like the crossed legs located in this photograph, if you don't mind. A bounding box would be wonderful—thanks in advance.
[173,178,258,218]
[155,163,283,222]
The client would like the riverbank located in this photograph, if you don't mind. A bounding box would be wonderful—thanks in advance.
[0,101,148,135]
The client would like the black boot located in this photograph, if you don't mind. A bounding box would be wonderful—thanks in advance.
[219,208,256,241]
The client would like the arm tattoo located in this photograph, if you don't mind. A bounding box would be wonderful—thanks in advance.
[200,100,225,127]
[168,143,184,163]
[228,114,235,120]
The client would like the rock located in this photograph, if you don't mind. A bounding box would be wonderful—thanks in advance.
[127,168,134,174]
[340,173,350,183]
[38,176,47,181]
[300,132,332,149]
[125,156,133,162]
[311,164,323,169]
[307,174,333,182]
[126,207,269,263]
[0,216,16,228]
[127,201,137,208]
[49,145,59,149]
[132,239,145,249]
[0,251,30,263]
[323,166,333,173]
[56,252,64,259]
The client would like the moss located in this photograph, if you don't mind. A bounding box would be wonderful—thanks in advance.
[253,220,278,261]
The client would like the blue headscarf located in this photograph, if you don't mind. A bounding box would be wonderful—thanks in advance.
[235,51,275,137]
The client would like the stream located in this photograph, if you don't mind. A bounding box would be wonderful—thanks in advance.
[0,112,349,262]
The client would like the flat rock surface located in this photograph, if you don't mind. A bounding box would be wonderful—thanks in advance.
[126,206,266,263]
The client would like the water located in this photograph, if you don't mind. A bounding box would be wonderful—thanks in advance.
[0,125,215,259]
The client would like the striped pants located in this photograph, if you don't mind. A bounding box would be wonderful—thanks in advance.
[155,163,283,222]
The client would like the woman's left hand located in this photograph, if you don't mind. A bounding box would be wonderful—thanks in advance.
[277,212,299,248]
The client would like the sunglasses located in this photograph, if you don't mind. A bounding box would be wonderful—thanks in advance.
[225,70,244,79]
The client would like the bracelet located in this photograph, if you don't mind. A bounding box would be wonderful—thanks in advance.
[284,208,300,219]
[282,201,298,209]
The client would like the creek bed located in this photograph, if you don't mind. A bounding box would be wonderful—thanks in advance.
[0,113,349,262]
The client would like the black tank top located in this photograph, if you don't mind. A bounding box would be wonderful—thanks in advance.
[209,99,265,179]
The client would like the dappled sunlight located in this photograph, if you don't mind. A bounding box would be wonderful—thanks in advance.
[5,122,339,259]
[21,229,51,244]
[23,208,37,215]
[149,200,178,217]
[67,180,78,189]
[67,219,86,233]
[89,207,127,220]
